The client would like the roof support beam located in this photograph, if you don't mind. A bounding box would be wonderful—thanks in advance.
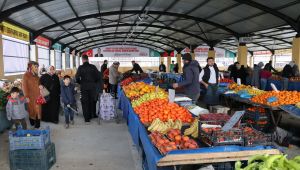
[0,0,55,22]
[233,0,298,31]
[64,31,190,47]
[115,0,126,38]
[33,10,239,38]
[74,36,177,50]
[78,41,166,52]
[51,23,210,45]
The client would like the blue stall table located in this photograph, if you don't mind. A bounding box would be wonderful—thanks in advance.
[118,87,281,170]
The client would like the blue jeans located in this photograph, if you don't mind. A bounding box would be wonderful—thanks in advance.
[260,78,267,90]
[204,84,219,105]
[64,107,74,124]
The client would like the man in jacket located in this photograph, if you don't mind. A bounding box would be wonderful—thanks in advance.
[264,60,278,73]
[131,61,144,74]
[199,57,219,107]
[76,55,102,123]
[109,62,121,98]
[159,62,166,72]
[172,53,200,102]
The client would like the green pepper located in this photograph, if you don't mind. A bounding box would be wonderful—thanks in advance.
[265,155,283,168]
[235,161,242,170]
[248,154,268,164]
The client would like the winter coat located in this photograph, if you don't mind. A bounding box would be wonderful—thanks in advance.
[282,64,294,78]
[131,63,144,74]
[61,83,76,106]
[6,97,28,120]
[251,65,262,88]
[22,72,41,120]
[109,65,120,85]
[159,64,166,72]
[178,60,200,97]
[75,62,101,91]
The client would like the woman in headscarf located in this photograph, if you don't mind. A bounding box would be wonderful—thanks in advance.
[40,66,61,123]
[22,61,41,128]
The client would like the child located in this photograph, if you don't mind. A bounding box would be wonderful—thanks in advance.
[61,75,76,129]
[6,87,28,129]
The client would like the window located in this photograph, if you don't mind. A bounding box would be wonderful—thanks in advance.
[65,53,70,69]
[2,36,29,75]
[37,46,50,68]
[55,50,62,70]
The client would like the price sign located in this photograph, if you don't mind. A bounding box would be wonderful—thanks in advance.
[221,111,245,132]
[270,83,279,92]
[168,89,175,103]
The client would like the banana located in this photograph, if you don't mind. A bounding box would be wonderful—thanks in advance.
[148,119,158,131]
[184,119,199,136]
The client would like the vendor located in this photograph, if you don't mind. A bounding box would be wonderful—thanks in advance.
[282,62,296,90]
[131,61,144,74]
[251,62,264,88]
[199,57,219,108]
[172,53,200,102]
[260,66,272,90]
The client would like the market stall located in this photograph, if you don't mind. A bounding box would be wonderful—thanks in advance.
[118,79,281,170]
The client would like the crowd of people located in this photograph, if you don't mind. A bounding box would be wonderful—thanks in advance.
[6,55,145,130]
[6,54,300,130]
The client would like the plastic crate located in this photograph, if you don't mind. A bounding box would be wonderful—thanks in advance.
[9,127,51,151]
[9,143,56,170]
[199,127,244,146]
[243,128,273,146]
[244,110,267,121]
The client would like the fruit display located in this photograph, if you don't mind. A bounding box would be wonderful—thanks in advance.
[247,107,266,113]
[235,154,300,170]
[148,119,182,134]
[200,127,243,146]
[199,113,230,123]
[167,129,199,149]
[134,98,193,124]
[242,127,273,146]
[131,91,167,108]
[219,78,234,83]
[270,75,283,81]
[149,131,178,155]
[289,76,300,82]
[251,91,300,107]
[183,119,199,138]
[120,77,134,86]
[123,82,156,99]
[228,83,265,96]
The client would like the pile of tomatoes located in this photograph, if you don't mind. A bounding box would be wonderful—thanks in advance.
[134,98,193,124]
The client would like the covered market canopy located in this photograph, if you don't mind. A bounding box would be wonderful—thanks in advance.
[0,0,299,53]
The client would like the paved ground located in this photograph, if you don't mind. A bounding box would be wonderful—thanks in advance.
[0,114,142,170]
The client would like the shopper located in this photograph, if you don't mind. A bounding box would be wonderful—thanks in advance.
[22,61,41,129]
[237,65,248,85]
[172,53,200,102]
[290,61,300,76]
[260,66,272,90]
[174,63,179,73]
[101,60,109,92]
[282,63,294,90]
[76,55,101,123]
[170,61,175,73]
[61,75,76,129]
[131,60,144,74]
[264,60,278,73]
[245,65,253,85]
[251,62,264,88]
[199,57,220,107]
[103,68,110,93]
[159,62,166,72]
[229,62,239,82]
[101,60,108,74]
[40,66,61,124]
[109,61,121,98]
[6,87,29,129]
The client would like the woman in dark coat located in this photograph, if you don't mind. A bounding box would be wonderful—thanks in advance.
[40,66,61,123]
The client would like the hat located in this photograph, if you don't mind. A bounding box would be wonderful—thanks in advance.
[182,53,192,61]
[113,61,120,65]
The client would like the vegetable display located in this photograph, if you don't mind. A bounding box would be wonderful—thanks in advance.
[235,154,300,170]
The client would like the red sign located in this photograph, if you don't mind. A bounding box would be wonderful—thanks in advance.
[34,36,51,48]
[82,49,93,57]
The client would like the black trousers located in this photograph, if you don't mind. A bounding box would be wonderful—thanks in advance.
[29,118,40,128]
[81,89,97,122]
[109,84,118,99]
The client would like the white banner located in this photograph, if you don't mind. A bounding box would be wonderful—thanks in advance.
[92,45,149,57]
[182,46,225,58]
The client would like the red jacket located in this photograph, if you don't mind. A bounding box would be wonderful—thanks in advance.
[260,70,272,79]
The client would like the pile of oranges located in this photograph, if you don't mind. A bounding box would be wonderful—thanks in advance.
[134,98,193,124]
[251,91,300,107]
[123,82,156,99]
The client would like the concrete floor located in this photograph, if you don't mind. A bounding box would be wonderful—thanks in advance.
[0,114,142,170]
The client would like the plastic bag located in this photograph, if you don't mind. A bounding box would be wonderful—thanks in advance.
[267,96,278,103]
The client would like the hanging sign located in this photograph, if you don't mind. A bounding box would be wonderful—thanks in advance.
[52,43,62,51]
[34,36,51,48]
[92,45,149,57]
[82,49,93,57]
[0,21,29,42]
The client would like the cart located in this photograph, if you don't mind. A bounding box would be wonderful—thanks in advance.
[97,92,121,125]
